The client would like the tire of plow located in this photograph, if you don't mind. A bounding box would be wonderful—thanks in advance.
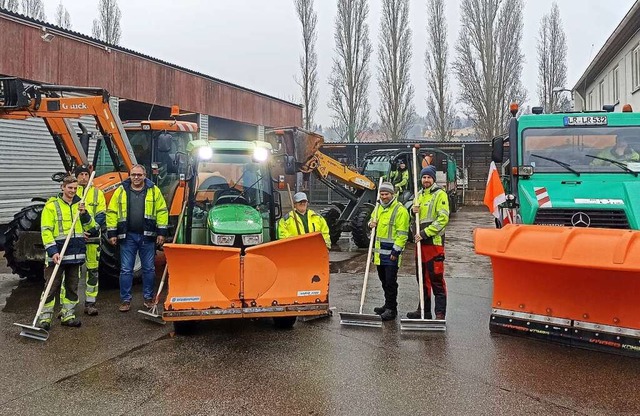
[319,205,343,246]
[273,316,297,329]
[351,204,374,249]
[3,203,45,281]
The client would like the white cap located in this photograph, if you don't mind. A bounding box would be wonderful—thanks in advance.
[293,192,308,203]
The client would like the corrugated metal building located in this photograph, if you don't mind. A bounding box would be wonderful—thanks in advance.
[0,8,303,226]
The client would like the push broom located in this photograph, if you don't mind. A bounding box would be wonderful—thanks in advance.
[138,200,188,324]
[401,147,446,332]
[14,171,96,341]
[339,178,383,328]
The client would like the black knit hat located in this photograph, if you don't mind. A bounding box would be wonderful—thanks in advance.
[74,165,90,176]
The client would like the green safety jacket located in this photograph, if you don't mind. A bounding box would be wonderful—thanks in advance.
[370,198,410,266]
[77,185,106,229]
[389,169,409,193]
[41,194,97,265]
[278,209,331,248]
[106,178,168,240]
[415,184,449,246]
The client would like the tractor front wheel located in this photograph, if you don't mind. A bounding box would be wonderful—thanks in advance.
[351,204,375,249]
[4,203,45,281]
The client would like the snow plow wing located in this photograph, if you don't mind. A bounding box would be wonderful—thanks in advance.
[474,225,640,357]
[162,233,330,322]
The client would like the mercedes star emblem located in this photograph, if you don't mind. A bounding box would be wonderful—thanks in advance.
[571,212,591,227]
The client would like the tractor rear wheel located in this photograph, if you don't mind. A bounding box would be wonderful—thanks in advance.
[4,203,45,281]
[319,205,343,246]
[99,233,143,289]
[351,204,374,249]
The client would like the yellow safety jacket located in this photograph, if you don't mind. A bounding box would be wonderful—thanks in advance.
[77,185,106,229]
[370,198,410,266]
[415,184,449,246]
[278,208,331,248]
[41,194,97,265]
[389,169,409,192]
[106,178,168,240]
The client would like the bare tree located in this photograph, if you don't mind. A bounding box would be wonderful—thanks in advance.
[295,0,319,131]
[377,0,415,141]
[92,0,121,45]
[453,0,527,141]
[21,0,45,20]
[0,0,19,12]
[55,2,71,29]
[425,0,454,142]
[329,0,372,143]
[537,2,568,113]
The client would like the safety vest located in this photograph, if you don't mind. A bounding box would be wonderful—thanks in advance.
[389,169,409,192]
[106,178,168,240]
[415,184,449,246]
[277,208,331,248]
[77,185,106,228]
[370,198,410,266]
[41,194,97,265]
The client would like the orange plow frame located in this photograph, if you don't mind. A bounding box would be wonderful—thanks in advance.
[475,225,640,357]
[162,233,330,322]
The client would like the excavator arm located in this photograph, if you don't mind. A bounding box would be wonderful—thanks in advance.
[0,77,136,172]
[300,151,376,191]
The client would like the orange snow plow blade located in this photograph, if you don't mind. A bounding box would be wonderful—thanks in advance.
[162,233,329,322]
[475,225,640,357]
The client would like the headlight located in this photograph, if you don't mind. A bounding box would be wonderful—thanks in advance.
[198,146,213,160]
[242,234,263,246]
[211,233,235,246]
[253,147,269,162]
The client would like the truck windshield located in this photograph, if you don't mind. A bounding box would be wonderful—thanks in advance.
[196,152,271,213]
[522,127,640,173]
[363,160,391,178]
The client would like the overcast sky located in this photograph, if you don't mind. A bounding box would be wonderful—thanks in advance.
[44,0,636,126]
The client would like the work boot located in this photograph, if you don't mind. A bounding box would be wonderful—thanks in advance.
[61,318,82,328]
[435,313,446,320]
[379,309,397,321]
[143,299,154,309]
[373,305,387,315]
[38,321,51,330]
[406,309,432,320]
[84,302,99,316]
[119,302,131,312]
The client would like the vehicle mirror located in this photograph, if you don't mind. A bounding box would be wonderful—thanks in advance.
[492,137,504,163]
[77,122,90,157]
[157,132,173,153]
[284,155,296,175]
[273,191,282,219]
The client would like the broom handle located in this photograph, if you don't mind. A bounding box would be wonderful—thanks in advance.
[286,183,302,235]
[153,199,188,303]
[358,177,384,315]
[31,171,96,326]
[412,147,426,320]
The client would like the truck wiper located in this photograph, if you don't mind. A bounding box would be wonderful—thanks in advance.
[585,155,639,177]
[530,154,580,176]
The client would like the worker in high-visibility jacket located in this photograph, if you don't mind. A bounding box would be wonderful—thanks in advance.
[388,159,409,193]
[38,175,97,330]
[407,165,450,321]
[368,182,410,321]
[107,164,168,312]
[73,165,105,316]
[277,192,331,249]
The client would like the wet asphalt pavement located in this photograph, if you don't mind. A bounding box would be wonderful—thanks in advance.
[1,207,639,415]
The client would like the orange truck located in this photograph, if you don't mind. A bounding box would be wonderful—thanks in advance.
[0,77,196,284]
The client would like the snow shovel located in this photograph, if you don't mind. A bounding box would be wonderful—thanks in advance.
[138,200,188,324]
[15,171,96,341]
[340,178,383,328]
[401,147,446,332]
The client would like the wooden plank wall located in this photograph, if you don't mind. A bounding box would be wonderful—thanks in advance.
[0,15,302,128]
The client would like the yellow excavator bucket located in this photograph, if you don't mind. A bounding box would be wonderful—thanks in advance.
[475,224,640,357]
[163,233,329,322]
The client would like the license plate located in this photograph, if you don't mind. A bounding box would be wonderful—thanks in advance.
[563,115,608,126]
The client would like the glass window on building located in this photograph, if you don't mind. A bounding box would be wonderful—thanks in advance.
[599,80,606,108]
[633,45,640,91]
[612,66,620,103]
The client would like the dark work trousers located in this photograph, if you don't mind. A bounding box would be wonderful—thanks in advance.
[416,243,447,317]
[376,264,399,311]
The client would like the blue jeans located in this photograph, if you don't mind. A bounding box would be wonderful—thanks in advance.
[120,232,156,303]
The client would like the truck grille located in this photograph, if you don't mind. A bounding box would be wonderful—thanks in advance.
[534,209,630,229]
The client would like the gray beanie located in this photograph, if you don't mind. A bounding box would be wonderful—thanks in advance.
[379,182,395,194]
